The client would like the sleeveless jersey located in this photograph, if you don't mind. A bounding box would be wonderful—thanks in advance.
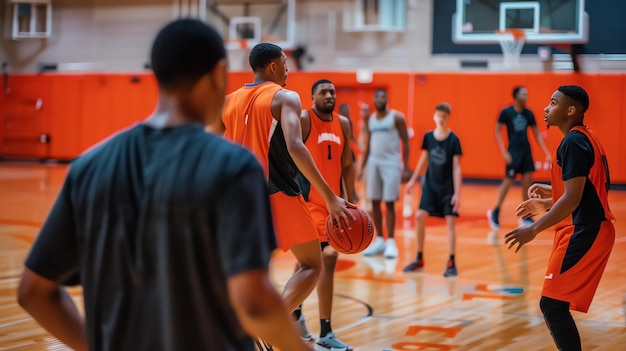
[301,108,345,206]
[222,82,301,196]
[368,110,401,165]
[551,125,614,229]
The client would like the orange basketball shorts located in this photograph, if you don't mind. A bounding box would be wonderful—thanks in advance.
[269,191,319,252]
[542,220,615,313]
[305,202,330,243]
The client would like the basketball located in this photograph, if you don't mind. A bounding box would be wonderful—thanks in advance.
[325,206,375,254]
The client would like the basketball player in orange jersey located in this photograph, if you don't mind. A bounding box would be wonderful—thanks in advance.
[293,79,355,351]
[505,85,615,351]
[17,19,312,351]
[221,43,354,317]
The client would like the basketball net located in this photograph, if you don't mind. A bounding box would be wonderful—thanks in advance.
[495,29,526,67]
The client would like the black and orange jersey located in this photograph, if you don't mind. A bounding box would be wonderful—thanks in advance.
[299,108,345,207]
[551,124,614,227]
[222,81,301,196]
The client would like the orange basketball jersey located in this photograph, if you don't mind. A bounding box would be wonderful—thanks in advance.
[222,81,301,196]
[543,126,615,312]
[550,124,615,229]
[222,82,281,171]
[302,108,345,207]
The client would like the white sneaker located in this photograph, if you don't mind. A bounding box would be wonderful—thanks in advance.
[383,238,398,258]
[296,315,313,342]
[362,236,385,256]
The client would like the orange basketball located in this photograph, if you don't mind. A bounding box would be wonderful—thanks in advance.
[325,206,375,254]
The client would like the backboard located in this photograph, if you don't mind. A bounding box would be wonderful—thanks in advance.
[206,0,296,50]
[452,0,588,44]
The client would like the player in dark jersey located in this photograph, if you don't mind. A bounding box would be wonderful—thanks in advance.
[16,19,312,351]
[505,85,615,351]
[404,103,462,277]
[488,86,551,231]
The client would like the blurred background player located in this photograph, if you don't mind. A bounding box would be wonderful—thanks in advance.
[294,79,355,351]
[360,89,411,258]
[221,43,354,323]
[17,19,312,351]
[404,103,462,277]
[488,86,552,231]
[505,85,615,351]
[338,102,359,203]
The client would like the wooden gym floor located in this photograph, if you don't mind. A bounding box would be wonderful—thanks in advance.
[0,163,624,350]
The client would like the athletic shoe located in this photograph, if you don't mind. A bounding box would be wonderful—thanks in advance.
[403,258,424,272]
[383,238,398,258]
[487,209,500,230]
[314,332,353,351]
[444,260,457,277]
[362,236,385,256]
[296,315,314,342]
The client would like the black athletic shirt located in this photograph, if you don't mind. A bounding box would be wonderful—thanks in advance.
[24,123,276,351]
[421,131,462,194]
[557,130,606,224]
[497,106,536,154]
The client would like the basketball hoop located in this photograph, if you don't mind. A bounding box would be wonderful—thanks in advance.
[225,39,250,72]
[495,29,526,67]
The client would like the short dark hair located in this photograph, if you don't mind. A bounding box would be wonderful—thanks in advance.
[312,79,333,95]
[513,86,525,98]
[150,18,225,90]
[435,102,451,115]
[249,43,283,72]
[374,89,387,96]
[558,85,589,113]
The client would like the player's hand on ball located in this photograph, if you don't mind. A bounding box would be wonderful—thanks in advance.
[504,225,538,253]
[528,183,552,199]
[326,195,356,232]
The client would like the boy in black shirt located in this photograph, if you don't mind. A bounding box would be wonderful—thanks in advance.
[488,86,551,231]
[404,103,462,277]
[17,19,311,351]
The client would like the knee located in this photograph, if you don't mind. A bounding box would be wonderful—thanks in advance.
[299,256,323,276]
[416,210,428,221]
[540,296,569,318]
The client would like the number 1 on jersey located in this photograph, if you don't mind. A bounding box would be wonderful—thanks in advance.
[327,144,332,160]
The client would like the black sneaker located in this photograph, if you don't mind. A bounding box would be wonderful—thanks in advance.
[444,260,457,277]
[487,209,500,230]
[403,259,424,272]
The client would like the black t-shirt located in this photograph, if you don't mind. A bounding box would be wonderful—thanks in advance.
[422,131,462,194]
[497,106,536,154]
[24,123,277,351]
[557,130,606,224]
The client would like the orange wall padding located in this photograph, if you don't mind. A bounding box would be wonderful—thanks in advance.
[1,72,624,183]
